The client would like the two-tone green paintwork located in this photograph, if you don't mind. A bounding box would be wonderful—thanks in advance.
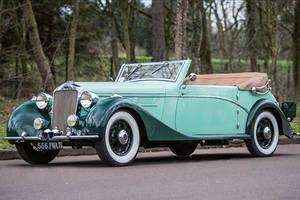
[6,59,293,142]
[7,101,51,137]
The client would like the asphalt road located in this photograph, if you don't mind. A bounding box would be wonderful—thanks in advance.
[1,145,300,200]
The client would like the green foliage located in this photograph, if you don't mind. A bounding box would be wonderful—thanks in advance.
[291,103,300,133]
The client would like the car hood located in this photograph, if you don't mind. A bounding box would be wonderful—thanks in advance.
[76,81,169,96]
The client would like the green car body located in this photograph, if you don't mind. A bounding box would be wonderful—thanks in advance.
[5,60,296,166]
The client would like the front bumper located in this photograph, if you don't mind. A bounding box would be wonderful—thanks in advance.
[4,128,99,143]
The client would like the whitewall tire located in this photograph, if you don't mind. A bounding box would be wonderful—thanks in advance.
[95,111,140,166]
[245,111,279,157]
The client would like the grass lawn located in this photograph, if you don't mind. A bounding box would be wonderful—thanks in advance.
[0,124,14,149]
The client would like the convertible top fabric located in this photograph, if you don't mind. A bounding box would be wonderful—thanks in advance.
[183,72,268,91]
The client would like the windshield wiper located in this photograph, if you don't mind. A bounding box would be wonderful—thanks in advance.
[126,64,142,80]
[151,62,169,75]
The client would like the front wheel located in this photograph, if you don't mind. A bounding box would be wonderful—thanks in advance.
[95,111,140,166]
[16,143,59,164]
[245,111,279,157]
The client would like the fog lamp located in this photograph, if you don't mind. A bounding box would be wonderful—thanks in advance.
[67,114,78,127]
[33,118,44,130]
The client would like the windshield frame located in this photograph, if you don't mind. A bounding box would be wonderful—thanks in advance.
[116,60,185,83]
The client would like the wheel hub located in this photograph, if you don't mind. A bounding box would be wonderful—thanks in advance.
[118,130,129,145]
[263,126,272,140]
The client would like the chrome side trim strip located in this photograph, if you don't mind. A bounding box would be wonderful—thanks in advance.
[98,94,249,113]
[186,134,251,140]
[179,95,249,113]
[140,104,158,107]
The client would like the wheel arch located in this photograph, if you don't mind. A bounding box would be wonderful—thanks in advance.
[246,99,293,138]
[85,98,149,143]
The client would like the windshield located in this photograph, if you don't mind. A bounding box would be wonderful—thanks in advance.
[117,61,184,82]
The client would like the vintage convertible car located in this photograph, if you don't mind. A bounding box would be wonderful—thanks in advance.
[4,60,297,166]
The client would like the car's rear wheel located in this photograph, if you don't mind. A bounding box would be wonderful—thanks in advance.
[16,143,59,164]
[95,111,140,166]
[169,143,198,156]
[245,111,279,157]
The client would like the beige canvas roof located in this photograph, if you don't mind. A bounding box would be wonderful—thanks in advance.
[183,72,269,91]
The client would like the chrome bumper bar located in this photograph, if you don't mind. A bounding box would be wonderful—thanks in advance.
[3,135,99,142]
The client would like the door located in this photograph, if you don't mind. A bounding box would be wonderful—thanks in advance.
[175,85,240,135]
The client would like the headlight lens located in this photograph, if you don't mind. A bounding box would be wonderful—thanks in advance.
[67,114,78,127]
[33,118,44,130]
[36,93,49,109]
[80,91,93,108]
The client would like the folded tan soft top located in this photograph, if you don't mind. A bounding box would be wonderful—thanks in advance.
[183,72,268,91]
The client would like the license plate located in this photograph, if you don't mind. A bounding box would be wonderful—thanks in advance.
[37,142,63,151]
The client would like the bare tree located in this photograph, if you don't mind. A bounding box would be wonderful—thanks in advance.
[245,0,257,72]
[174,0,187,60]
[22,0,54,93]
[152,0,165,61]
[117,0,137,63]
[293,0,300,101]
[189,0,201,73]
[199,0,212,74]
[164,0,174,60]
[213,0,244,72]
[67,0,80,81]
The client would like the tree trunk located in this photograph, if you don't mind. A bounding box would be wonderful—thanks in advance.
[245,0,257,72]
[22,0,54,93]
[152,0,165,61]
[110,0,119,78]
[118,0,136,63]
[0,0,3,54]
[174,0,187,60]
[164,0,174,60]
[67,0,79,81]
[293,0,300,101]
[189,0,200,74]
[199,0,213,74]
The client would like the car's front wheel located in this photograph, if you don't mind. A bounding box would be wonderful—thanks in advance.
[95,111,140,166]
[16,143,59,164]
[169,143,198,156]
[245,111,279,157]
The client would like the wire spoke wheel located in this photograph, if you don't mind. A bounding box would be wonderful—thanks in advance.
[109,120,133,156]
[95,111,140,166]
[245,111,279,157]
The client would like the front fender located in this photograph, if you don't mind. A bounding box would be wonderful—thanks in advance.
[246,99,293,138]
[7,101,50,137]
[85,97,190,141]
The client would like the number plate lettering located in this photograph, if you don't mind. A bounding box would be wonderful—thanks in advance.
[37,142,63,151]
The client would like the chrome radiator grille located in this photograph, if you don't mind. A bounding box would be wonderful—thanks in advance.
[52,90,78,134]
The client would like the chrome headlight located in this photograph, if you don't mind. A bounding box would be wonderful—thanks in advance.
[36,93,49,109]
[80,91,94,108]
[67,114,78,127]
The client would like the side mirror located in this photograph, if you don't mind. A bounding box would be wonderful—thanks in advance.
[109,77,114,82]
[188,73,197,81]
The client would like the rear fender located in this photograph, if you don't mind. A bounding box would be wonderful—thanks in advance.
[246,99,293,138]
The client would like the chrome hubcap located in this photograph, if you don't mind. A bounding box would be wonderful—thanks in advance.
[118,130,129,145]
[263,126,272,140]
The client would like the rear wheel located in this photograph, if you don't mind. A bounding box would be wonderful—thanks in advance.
[16,143,59,164]
[169,143,198,156]
[245,111,279,157]
[95,111,140,166]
